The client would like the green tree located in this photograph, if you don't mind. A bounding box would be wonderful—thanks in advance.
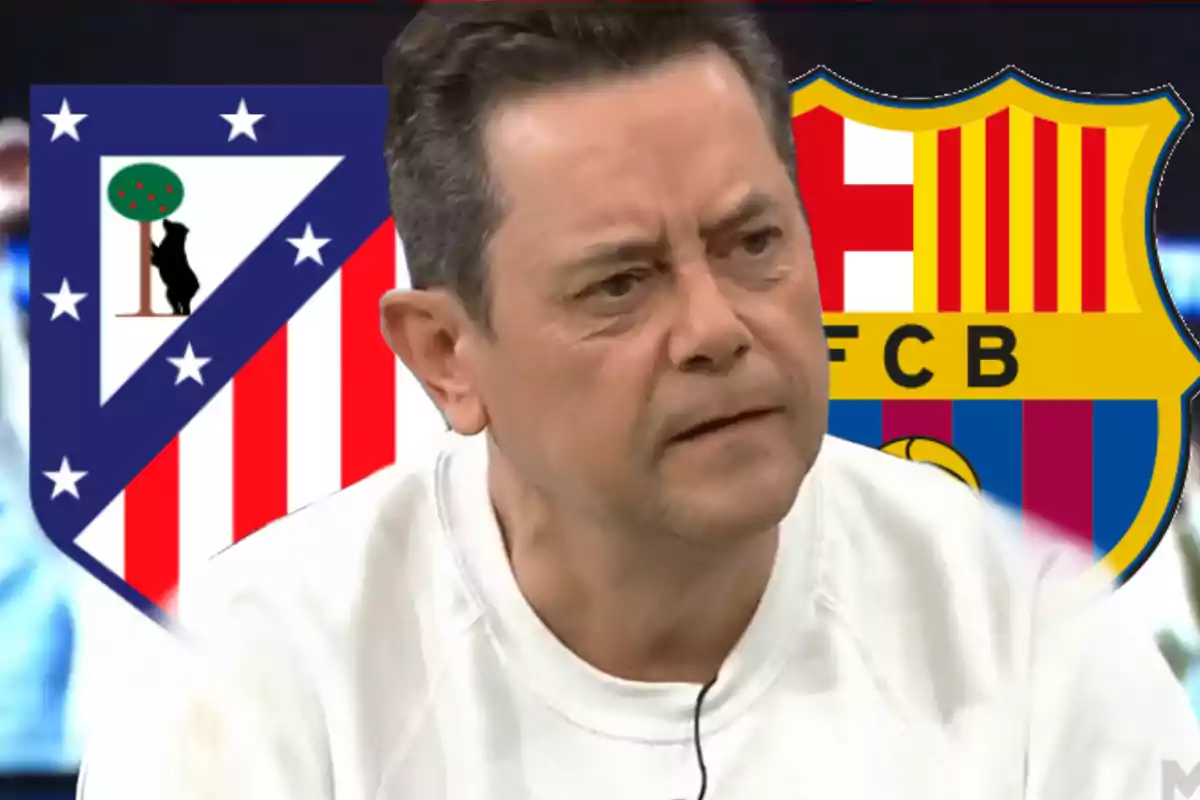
[107,163,185,317]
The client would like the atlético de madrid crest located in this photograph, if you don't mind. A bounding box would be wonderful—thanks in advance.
[793,67,1200,583]
[27,69,1199,624]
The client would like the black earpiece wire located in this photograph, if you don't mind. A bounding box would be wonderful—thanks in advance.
[690,675,719,800]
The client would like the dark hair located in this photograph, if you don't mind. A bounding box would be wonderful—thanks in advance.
[383,2,795,327]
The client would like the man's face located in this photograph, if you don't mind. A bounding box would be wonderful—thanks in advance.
[468,50,829,542]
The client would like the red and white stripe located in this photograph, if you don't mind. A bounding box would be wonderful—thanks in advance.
[792,110,915,313]
[75,221,447,609]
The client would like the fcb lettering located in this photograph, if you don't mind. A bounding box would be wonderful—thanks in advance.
[824,320,1020,390]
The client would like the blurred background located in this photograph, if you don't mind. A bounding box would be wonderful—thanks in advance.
[1,3,1200,796]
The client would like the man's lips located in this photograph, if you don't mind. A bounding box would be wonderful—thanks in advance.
[668,408,780,442]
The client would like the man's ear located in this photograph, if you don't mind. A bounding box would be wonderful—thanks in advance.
[381,288,488,436]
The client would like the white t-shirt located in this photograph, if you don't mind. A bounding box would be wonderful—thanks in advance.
[78,434,1200,800]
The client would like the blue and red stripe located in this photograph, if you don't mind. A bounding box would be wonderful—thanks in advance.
[827,398,1156,560]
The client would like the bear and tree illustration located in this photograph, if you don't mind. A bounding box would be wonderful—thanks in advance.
[107,163,201,317]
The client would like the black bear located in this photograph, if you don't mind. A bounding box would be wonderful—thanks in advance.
[149,219,201,316]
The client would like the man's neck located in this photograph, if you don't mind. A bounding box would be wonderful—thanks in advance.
[487,458,779,685]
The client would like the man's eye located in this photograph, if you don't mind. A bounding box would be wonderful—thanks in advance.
[739,227,782,256]
[594,271,644,298]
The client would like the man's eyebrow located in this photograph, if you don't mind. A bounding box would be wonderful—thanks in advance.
[561,236,665,273]
[700,191,778,238]
[557,192,778,274]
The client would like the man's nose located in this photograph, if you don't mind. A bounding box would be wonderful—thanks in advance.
[667,263,752,375]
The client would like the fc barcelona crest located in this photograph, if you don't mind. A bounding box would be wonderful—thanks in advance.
[792,67,1200,583]
[27,71,1199,625]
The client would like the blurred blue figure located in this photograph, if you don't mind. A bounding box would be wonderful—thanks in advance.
[0,503,76,771]
[6,236,28,314]
[0,117,78,773]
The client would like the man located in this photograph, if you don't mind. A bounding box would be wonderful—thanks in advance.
[79,4,1200,799]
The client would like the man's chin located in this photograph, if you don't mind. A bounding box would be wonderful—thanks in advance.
[662,466,804,546]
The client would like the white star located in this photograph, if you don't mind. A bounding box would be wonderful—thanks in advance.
[42,99,87,142]
[42,277,87,321]
[43,457,87,500]
[220,98,264,142]
[287,224,331,266]
[167,343,211,386]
